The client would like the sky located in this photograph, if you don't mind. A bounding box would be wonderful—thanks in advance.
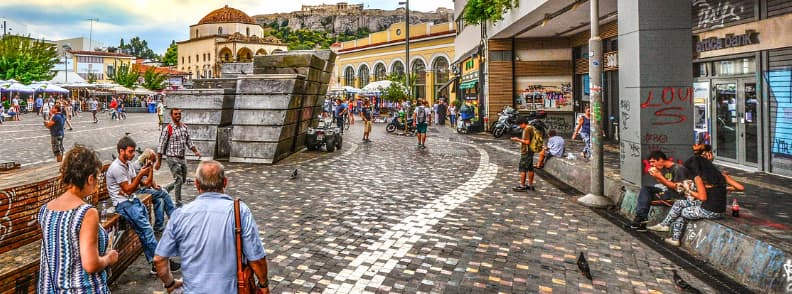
[0,0,453,55]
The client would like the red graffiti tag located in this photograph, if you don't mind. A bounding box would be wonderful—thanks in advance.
[641,87,693,126]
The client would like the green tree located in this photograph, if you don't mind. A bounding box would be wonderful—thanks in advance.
[141,67,167,90]
[162,41,178,66]
[87,72,98,84]
[109,63,140,89]
[119,36,160,60]
[0,35,58,84]
[463,0,518,24]
[380,74,414,103]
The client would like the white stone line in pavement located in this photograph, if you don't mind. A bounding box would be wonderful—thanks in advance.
[3,122,153,141]
[312,141,359,166]
[20,137,158,167]
[486,142,520,155]
[322,144,498,293]
[0,119,124,130]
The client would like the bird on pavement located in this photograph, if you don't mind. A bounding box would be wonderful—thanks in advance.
[289,168,298,180]
[577,252,592,280]
[672,270,702,293]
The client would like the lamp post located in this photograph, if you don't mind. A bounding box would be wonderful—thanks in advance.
[577,0,611,207]
[398,0,410,99]
[62,44,72,83]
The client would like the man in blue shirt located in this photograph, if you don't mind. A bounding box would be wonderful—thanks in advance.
[154,160,269,294]
[35,96,43,115]
[44,105,66,162]
[335,99,347,134]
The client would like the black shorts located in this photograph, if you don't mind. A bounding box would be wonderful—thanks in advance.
[51,136,64,156]
[519,153,534,172]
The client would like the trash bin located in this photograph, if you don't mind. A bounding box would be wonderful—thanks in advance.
[148,103,157,113]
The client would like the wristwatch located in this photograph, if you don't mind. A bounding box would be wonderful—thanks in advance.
[163,279,175,289]
[258,278,269,288]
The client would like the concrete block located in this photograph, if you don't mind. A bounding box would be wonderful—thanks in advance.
[236,75,306,95]
[216,126,232,159]
[188,125,219,141]
[253,54,324,70]
[252,66,320,81]
[192,78,238,89]
[231,109,299,126]
[234,94,304,110]
[231,124,296,142]
[189,140,216,160]
[229,141,277,164]
[221,63,253,78]
[274,49,337,69]
[179,110,224,125]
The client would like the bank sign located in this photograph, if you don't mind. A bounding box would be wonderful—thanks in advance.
[695,30,759,53]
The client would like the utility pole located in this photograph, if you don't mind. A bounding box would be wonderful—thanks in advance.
[578,0,611,207]
[87,18,98,51]
[399,0,411,99]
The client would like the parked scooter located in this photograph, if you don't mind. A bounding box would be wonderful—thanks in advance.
[386,115,417,135]
[491,107,548,138]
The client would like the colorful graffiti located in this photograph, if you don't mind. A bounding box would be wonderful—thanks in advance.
[767,69,792,158]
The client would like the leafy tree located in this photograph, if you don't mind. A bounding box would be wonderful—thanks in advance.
[109,63,140,89]
[463,0,518,25]
[118,36,160,60]
[0,35,58,84]
[162,41,178,66]
[140,67,167,90]
[380,74,414,103]
[87,72,98,84]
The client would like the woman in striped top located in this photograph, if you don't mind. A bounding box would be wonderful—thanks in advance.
[38,146,119,293]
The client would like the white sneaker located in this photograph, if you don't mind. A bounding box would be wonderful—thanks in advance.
[647,224,670,232]
[664,238,680,246]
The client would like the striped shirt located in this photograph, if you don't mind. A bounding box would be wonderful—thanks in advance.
[38,204,109,294]
[157,123,195,158]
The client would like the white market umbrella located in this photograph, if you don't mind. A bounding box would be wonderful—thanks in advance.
[1,82,35,93]
[34,83,70,93]
[343,86,361,93]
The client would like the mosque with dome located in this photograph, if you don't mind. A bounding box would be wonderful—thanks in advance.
[177,5,288,79]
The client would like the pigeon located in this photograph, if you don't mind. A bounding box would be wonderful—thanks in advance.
[672,270,702,293]
[577,252,592,280]
[125,132,132,137]
[289,168,298,180]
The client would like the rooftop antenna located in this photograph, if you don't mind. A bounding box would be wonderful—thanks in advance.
[87,18,98,51]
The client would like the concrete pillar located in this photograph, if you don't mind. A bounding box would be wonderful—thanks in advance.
[618,0,694,185]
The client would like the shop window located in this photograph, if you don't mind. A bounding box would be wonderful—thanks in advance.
[358,64,370,87]
[714,58,755,76]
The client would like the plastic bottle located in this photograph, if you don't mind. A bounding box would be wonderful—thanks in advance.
[731,198,740,217]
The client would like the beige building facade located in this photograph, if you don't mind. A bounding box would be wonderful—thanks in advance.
[177,5,287,79]
[335,22,456,104]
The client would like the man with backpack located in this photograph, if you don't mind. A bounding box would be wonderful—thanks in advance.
[413,99,432,149]
[510,117,543,191]
[156,108,202,207]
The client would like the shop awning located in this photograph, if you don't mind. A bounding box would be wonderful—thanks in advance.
[460,80,478,90]
[437,77,458,92]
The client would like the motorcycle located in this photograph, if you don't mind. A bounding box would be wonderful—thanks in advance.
[386,115,417,135]
[491,107,548,138]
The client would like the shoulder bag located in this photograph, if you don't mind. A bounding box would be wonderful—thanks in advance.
[234,198,265,294]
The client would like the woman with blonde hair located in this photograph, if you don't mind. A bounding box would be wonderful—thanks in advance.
[38,146,119,293]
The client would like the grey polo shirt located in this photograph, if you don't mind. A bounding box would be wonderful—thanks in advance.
[106,158,137,206]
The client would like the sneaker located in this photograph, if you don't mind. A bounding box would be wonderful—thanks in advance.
[629,217,648,232]
[647,224,670,232]
[150,264,157,275]
[512,186,528,192]
[664,238,680,246]
[526,186,536,191]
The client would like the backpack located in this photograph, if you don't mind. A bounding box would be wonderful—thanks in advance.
[416,106,427,123]
[527,125,544,153]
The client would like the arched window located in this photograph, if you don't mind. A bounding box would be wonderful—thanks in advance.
[411,59,426,99]
[391,60,405,77]
[432,56,450,100]
[358,65,370,88]
[373,63,387,81]
[344,67,355,87]
[218,27,223,35]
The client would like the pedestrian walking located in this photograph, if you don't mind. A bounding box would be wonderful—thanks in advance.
[413,100,432,149]
[571,106,592,159]
[88,97,99,123]
[334,99,347,134]
[432,102,439,125]
[107,136,181,275]
[63,101,74,131]
[448,103,456,126]
[38,146,119,294]
[153,160,270,294]
[35,95,43,116]
[437,100,447,126]
[511,117,537,191]
[360,99,373,142]
[156,108,201,207]
[44,104,66,162]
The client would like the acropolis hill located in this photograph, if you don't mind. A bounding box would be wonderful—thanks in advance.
[253,2,453,34]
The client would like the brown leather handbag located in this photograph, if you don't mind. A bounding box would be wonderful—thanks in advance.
[234,198,265,294]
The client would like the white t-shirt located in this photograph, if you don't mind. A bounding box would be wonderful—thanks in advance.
[106,158,138,206]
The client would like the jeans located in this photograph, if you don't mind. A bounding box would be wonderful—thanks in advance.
[580,132,591,158]
[115,198,158,262]
[449,115,456,126]
[166,157,188,205]
[336,117,345,133]
[660,199,722,241]
[635,186,669,220]
[137,188,176,231]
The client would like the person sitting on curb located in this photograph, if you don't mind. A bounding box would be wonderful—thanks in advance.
[648,148,744,246]
[629,151,688,232]
[106,136,181,275]
[535,129,565,169]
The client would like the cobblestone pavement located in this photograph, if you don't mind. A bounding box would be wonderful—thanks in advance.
[0,111,162,166]
[107,122,716,294]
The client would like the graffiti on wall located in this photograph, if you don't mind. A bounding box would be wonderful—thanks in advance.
[641,87,694,126]
[543,115,574,134]
[767,69,792,158]
[693,0,746,30]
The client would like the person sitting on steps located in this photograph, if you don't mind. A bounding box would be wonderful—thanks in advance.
[629,151,689,232]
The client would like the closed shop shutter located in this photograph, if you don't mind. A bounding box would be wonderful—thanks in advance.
[767,47,792,176]
[767,0,792,18]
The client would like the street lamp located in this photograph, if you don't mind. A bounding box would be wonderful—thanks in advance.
[62,44,72,83]
[398,0,410,100]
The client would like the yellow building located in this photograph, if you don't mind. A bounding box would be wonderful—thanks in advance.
[177,5,288,79]
[68,50,136,83]
[335,22,456,104]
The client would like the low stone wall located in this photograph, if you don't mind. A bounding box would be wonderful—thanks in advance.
[540,156,791,293]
